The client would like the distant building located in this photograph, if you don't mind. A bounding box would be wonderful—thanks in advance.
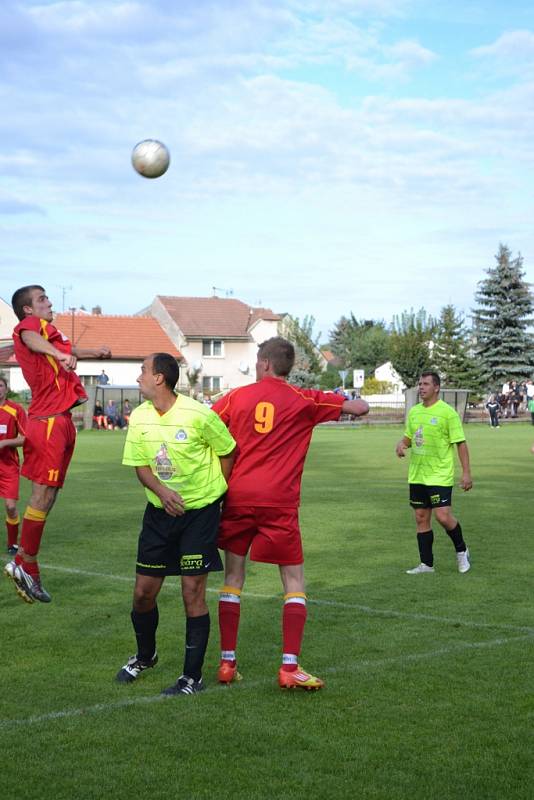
[141,295,282,394]
[2,311,181,393]
[374,361,406,394]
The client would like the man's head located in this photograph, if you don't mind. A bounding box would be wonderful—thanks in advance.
[0,376,8,402]
[256,337,295,380]
[11,286,52,322]
[418,371,441,404]
[137,353,179,399]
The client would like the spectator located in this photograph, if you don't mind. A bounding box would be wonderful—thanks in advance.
[105,399,119,430]
[97,370,110,385]
[122,399,132,427]
[508,381,521,418]
[93,401,106,430]
[485,395,501,428]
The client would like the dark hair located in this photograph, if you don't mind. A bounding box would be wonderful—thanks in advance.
[152,353,180,390]
[420,370,441,387]
[257,337,295,377]
[11,285,45,321]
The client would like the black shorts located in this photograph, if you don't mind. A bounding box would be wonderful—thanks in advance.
[136,500,224,577]
[409,484,453,509]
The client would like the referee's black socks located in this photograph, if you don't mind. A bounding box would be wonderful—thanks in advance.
[131,606,159,662]
[183,613,210,681]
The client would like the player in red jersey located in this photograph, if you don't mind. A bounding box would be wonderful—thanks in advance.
[0,376,26,556]
[4,285,111,604]
[212,337,369,690]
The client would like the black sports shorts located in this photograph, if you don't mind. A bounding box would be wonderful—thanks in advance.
[136,499,224,577]
[409,484,453,509]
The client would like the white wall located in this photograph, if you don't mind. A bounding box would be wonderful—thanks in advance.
[0,298,17,345]
[5,360,142,393]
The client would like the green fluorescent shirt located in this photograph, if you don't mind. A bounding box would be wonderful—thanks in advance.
[122,395,236,510]
[404,399,466,486]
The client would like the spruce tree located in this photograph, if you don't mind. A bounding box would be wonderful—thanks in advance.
[433,305,484,391]
[472,244,534,385]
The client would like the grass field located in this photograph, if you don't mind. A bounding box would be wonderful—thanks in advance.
[1,423,533,800]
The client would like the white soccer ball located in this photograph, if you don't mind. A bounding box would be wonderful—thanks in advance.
[131,139,170,179]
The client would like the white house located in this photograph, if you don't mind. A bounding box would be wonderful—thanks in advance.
[142,295,283,394]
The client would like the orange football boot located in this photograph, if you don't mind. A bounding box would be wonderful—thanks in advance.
[278,666,324,690]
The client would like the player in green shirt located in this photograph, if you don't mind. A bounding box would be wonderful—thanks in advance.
[116,353,236,695]
[396,371,472,575]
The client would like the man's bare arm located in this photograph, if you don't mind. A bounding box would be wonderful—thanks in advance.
[73,345,112,360]
[219,448,236,484]
[20,330,77,370]
[456,441,473,491]
[342,398,370,417]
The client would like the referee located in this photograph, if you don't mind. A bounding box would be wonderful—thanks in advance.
[116,353,235,695]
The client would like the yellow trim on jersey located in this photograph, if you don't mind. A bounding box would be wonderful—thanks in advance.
[40,318,61,391]
[1,404,18,419]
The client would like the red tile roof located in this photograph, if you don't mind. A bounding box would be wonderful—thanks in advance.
[53,314,181,360]
[157,296,280,338]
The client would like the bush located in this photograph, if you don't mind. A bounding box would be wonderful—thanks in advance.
[362,377,392,394]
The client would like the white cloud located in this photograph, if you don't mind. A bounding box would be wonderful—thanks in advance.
[471,29,534,60]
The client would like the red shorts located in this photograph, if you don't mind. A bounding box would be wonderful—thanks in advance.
[21,413,76,488]
[218,505,303,565]
[0,463,20,500]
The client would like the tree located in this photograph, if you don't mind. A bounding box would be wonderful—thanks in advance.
[389,308,435,387]
[282,314,322,387]
[329,314,390,375]
[472,244,534,385]
[433,305,484,391]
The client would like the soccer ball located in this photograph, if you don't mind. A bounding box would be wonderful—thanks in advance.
[131,139,170,179]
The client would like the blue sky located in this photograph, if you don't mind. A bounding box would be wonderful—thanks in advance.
[1,0,534,341]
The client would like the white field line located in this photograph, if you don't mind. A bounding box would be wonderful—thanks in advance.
[33,561,534,635]
[1,632,532,730]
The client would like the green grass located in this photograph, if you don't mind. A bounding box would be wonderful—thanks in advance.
[1,424,533,799]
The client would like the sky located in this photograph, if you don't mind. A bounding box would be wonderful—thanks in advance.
[1,0,534,342]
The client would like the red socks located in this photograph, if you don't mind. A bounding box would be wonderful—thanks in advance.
[281,593,307,672]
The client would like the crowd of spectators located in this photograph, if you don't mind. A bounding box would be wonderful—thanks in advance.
[486,380,534,426]
[93,399,132,430]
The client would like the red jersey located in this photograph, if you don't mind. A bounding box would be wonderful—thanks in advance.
[0,399,26,471]
[13,316,87,417]
[212,377,344,508]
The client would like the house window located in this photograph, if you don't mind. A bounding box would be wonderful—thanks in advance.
[202,339,223,357]
[202,376,221,392]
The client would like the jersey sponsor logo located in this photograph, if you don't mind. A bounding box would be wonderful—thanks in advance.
[154,443,174,480]
[180,553,204,571]
[175,429,188,441]
[430,417,437,425]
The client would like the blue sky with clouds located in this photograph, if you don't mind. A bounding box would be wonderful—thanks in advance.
[1,0,533,340]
